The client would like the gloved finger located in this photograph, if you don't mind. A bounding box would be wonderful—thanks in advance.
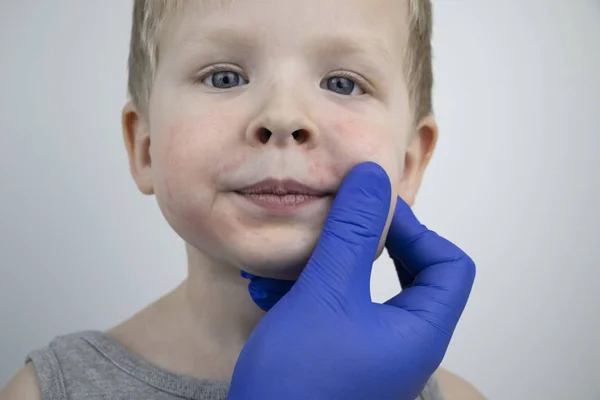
[385,197,475,332]
[298,162,391,303]
[391,255,415,289]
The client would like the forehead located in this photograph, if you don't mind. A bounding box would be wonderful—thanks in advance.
[161,0,409,63]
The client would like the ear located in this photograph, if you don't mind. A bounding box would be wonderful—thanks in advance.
[122,101,154,195]
[398,114,438,206]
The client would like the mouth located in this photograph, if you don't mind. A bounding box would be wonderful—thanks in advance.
[234,179,333,214]
[236,179,331,197]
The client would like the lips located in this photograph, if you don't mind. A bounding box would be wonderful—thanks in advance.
[235,179,330,197]
[234,179,333,214]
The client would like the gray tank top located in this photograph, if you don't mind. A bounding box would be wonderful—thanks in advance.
[26,331,444,400]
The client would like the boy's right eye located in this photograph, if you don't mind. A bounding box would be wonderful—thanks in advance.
[201,69,249,89]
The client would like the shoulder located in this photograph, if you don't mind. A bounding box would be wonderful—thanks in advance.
[1,331,96,400]
[435,368,486,400]
[0,363,42,400]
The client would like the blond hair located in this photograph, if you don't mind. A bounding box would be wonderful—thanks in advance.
[128,0,433,123]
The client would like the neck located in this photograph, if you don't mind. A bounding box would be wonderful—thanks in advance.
[108,243,264,382]
[182,243,265,346]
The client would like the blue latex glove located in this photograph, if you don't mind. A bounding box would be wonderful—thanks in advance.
[240,270,295,312]
[228,162,476,400]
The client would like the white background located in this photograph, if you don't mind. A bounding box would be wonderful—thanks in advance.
[1,1,599,399]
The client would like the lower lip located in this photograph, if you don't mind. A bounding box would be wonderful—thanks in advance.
[235,192,328,215]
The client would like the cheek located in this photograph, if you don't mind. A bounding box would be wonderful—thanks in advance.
[329,116,402,185]
[154,113,233,182]
[157,123,210,186]
[150,117,228,221]
[308,158,344,185]
[150,116,243,247]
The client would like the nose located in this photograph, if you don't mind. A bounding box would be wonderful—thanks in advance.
[245,88,318,148]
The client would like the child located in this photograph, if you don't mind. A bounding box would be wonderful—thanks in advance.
[1,0,484,399]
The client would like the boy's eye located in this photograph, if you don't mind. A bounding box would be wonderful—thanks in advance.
[322,75,365,96]
[202,70,248,89]
[200,67,367,96]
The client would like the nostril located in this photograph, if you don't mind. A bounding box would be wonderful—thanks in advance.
[292,130,308,144]
[257,128,271,144]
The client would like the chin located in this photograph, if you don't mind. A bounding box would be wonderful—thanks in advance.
[234,238,388,282]
[228,230,322,280]
[227,226,391,280]
[219,207,393,281]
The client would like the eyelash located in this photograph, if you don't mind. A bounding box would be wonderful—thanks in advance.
[326,70,372,95]
[197,65,372,95]
[199,64,248,83]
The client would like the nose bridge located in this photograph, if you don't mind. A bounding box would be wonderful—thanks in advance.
[263,86,306,134]
[246,67,318,147]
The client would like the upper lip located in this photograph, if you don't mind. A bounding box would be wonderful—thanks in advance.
[236,179,331,197]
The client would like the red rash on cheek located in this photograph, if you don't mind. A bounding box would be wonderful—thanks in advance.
[331,116,388,161]
[160,120,219,171]
[333,117,373,141]
[308,158,334,186]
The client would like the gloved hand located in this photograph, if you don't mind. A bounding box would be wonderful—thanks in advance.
[228,162,476,400]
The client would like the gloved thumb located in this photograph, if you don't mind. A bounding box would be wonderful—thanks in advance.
[296,162,391,305]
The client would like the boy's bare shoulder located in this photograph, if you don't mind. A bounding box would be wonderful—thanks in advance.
[0,363,41,400]
[436,368,486,400]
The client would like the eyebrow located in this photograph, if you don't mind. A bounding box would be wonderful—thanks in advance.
[179,27,258,50]
[307,34,393,65]
[180,27,393,64]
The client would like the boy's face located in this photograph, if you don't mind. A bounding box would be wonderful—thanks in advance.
[124,0,437,279]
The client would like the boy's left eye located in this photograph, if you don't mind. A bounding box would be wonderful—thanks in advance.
[321,76,365,96]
